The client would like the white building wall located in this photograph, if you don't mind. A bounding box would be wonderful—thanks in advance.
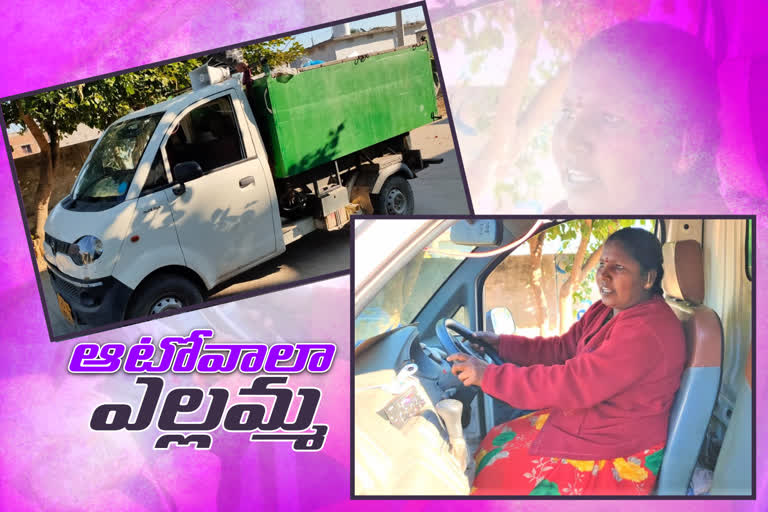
[333,34,396,60]
[307,25,425,63]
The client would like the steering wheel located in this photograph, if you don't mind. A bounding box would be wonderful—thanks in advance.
[435,318,505,365]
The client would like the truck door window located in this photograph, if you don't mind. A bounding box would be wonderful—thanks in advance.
[166,96,245,174]
[482,219,655,336]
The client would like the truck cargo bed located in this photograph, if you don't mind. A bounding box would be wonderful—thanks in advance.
[251,44,437,179]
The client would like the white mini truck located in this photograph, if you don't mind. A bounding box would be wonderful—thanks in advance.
[42,44,440,326]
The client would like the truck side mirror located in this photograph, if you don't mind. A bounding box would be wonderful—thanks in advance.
[486,307,516,335]
[172,161,203,183]
[171,161,203,196]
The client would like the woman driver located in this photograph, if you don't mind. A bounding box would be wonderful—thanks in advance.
[448,228,686,495]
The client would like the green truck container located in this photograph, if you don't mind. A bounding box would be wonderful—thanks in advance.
[251,44,438,179]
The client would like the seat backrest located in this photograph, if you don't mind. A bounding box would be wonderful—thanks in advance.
[656,240,723,496]
[710,346,752,495]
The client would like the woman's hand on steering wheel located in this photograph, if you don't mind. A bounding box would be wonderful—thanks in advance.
[470,331,501,355]
[447,353,489,387]
[434,318,505,365]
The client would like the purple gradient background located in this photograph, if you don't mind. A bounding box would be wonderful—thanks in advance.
[0,0,763,510]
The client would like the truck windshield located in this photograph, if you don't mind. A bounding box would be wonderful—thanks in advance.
[72,113,162,203]
[355,227,476,345]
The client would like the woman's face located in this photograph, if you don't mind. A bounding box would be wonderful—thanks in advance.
[596,241,654,313]
[552,52,682,213]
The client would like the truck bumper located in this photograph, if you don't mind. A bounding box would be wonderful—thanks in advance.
[47,263,133,326]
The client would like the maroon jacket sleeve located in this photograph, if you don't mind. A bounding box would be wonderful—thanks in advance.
[496,302,602,366]
[482,315,660,411]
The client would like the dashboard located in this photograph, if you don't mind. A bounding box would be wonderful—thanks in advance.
[354,326,473,495]
[355,325,477,410]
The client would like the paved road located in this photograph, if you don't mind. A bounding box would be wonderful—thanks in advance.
[42,120,469,339]
[411,119,471,214]
[41,270,78,337]
[210,227,350,300]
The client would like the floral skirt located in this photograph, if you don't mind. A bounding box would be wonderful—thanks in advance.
[471,410,665,496]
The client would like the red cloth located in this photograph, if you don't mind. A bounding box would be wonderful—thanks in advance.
[471,410,666,496]
[481,296,686,459]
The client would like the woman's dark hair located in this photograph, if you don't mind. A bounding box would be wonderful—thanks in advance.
[606,227,664,295]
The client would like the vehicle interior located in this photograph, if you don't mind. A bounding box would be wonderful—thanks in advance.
[353,217,753,496]
[164,96,245,174]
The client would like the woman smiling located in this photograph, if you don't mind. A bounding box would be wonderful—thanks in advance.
[448,227,686,495]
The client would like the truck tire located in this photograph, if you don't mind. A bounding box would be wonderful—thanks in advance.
[126,275,204,319]
[374,175,414,215]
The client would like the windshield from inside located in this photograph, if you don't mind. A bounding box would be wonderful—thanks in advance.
[355,226,476,345]
[72,113,162,203]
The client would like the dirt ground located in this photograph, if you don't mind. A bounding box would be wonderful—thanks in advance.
[437,91,446,117]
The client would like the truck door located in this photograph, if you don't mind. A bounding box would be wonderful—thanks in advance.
[163,93,280,286]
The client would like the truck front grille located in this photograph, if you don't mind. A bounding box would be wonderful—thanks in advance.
[49,271,82,301]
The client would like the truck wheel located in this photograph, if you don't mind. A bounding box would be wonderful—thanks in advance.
[126,275,203,319]
[374,175,414,215]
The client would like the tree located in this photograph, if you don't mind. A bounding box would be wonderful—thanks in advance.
[3,60,201,258]
[526,232,549,335]
[241,37,305,72]
[4,88,88,258]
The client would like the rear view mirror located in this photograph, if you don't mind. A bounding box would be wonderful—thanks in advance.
[486,307,515,335]
[172,161,203,183]
[450,220,502,246]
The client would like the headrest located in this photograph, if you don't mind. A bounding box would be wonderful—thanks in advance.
[662,240,705,304]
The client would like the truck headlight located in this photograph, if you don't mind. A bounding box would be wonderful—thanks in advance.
[67,235,103,266]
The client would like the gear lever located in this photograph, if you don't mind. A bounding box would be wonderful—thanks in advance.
[436,399,468,471]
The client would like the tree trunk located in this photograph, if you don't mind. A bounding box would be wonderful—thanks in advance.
[21,113,57,261]
[558,220,593,332]
[580,245,604,281]
[474,3,543,211]
[527,233,548,335]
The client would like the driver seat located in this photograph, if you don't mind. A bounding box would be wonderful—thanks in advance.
[655,240,723,495]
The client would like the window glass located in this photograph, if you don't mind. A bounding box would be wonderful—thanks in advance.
[452,305,469,326]
[72,113,162,204]
[483,219,654,336]
[355,228,475,344]
[141,152,169,195]
[166,96,244,174]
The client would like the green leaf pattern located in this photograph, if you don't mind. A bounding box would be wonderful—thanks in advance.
[530,478,560,495]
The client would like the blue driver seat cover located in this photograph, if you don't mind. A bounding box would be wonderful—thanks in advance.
[656,240,723,496]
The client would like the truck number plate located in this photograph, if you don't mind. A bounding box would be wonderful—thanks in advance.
[56,294,74,325]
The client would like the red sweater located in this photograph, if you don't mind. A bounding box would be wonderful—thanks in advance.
[481,296,686,459]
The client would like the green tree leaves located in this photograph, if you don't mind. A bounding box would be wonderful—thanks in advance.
[3,59,202,137]
[241,37,305,72]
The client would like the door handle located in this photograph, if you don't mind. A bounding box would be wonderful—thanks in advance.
[239,176,255,188]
